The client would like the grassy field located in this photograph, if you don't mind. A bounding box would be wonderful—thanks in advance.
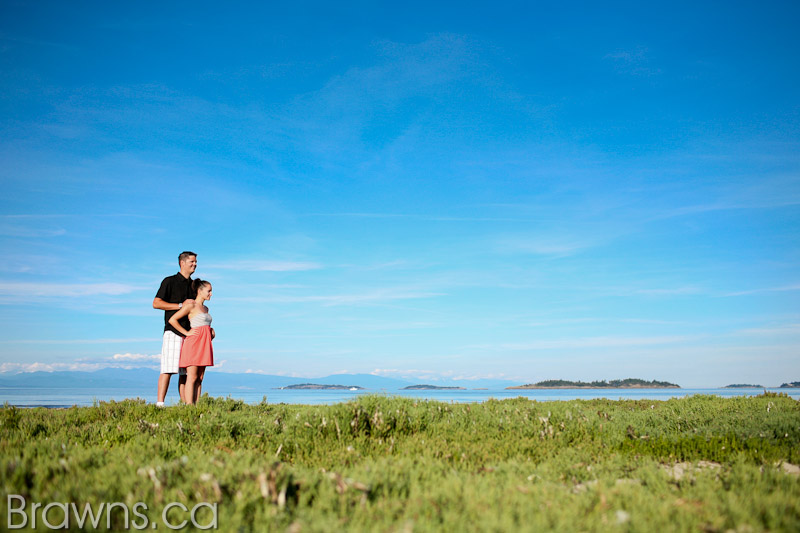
[1,393,799,531]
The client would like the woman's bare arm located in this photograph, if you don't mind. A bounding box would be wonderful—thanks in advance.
[168,301,196,337]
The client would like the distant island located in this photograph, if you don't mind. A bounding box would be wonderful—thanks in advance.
[723,384,763,389]
[402,385,466,390]
[507,378,680,390]
[278,383,365,390]
[780,382,800,388]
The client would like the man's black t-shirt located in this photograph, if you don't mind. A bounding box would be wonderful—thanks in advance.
[155,273,195,336]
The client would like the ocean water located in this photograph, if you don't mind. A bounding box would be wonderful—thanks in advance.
[1,386,798,407]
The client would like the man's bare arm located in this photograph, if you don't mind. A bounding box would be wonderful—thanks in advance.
[153,298,193,310]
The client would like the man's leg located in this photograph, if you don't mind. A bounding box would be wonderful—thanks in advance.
[178,368,187,403]
[157,373,172,403]
[158,331,182,404]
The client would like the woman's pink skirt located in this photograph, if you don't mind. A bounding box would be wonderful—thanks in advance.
[179,325,214,367]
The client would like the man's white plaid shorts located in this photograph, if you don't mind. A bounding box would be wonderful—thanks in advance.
[160,330,187,375]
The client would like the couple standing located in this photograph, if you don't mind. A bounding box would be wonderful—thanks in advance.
[152,251,215,405]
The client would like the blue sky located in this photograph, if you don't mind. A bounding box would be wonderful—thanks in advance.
[1,1,798,387]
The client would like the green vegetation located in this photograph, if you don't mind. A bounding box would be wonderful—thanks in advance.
[2,394,799,531]
[508,378,680,389]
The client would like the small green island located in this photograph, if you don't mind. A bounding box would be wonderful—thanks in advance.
[723,384,763,389]
[507,378,679,389]
[278,383,365,390]
[401,385,466,390]
[780,382,800,388]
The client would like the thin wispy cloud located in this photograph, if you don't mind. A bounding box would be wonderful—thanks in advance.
[643,165,800,221]
[604,46,661,76]
[723,284,800,297]
[0,224,66,238]
[0,214,157,219]
[0,32,78,51]
[636,287,703,296]
[0,282,145,299]
[472,335,696,351]
[336,320,439,332]
[0,362,100,373]
[240,288,445,307]
[734,324,800,336]
[245,369,306,377]
[111,353,160,362]
[0,338,158,345]
[302,212,533,223]
[206,260,322,272]
[652,199,800,220]
[619,318,688,325]
[272,33,516,163]
[0,354,161,374]
[371,368,457,380]
[495,236,599,257]
[371,368,518,382]
[297,33,474,113]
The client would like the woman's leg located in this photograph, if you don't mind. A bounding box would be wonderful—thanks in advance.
[184,366,199,404]
[194,366,206,402]
[196,368,204,400]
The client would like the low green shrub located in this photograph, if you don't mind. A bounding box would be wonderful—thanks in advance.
[1,395,798,531]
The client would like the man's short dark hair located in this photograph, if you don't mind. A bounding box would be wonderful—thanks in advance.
[179,251,197,264]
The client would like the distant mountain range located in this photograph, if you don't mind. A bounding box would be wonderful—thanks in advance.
[280,383,365,390]
[402,385,466,390]
[2,370,796,393]
[0,368,517,392]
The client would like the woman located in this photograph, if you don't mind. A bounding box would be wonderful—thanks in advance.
[169,278,215,405]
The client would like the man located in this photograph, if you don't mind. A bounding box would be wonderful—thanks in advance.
[152,251,197,406]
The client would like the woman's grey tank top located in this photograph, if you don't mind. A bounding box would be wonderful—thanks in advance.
[190,312,212,328]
